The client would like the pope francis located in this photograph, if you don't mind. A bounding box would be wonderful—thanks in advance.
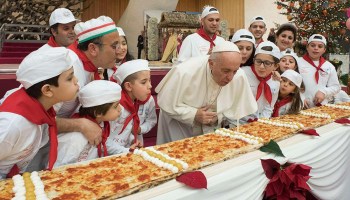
[155,41,258,144]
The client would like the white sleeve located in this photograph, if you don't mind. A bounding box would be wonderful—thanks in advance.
[0,120,21,178]
[319,66,341,98]
[178,36,192,62]
[105,138,130,155]
[260,103,274,118]
[140,97,157,135]
[55,132,90,167]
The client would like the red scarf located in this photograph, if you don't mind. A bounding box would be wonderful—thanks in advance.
[251,65,273,104]
[271,96,292,117]
[302,54,326,84]
[69,41,101,80]
[119,90,151,142]
[71,114,110,157]
[196,28,217,49]
[47,36,60,47]
[0,88,57,177]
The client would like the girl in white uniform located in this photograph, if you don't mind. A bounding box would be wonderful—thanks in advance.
[272,70,303,117]
[242,41,281,121]
[0,48,79,179]
[108,59,156,154]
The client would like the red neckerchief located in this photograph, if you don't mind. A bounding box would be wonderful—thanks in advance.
[271,96,292,117]
[256,38,264,47]
[0,88,57,176]
[69,41,101,80]
[302,54,326,84]
[250,65,273,104]
[196,28,217,48]
[47,36,60,47]
[71,113,110,157]
[119,90,151,142]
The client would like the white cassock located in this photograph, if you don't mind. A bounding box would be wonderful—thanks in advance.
[155,55,258,144]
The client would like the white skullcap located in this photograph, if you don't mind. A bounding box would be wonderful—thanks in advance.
[231,29,255,45]
[117,27,125,36]
[281,48,299,64]
[255,41,281,60]
[114,59,150,84]
[250,15,266,26]
[49,8,78,26]
[308,34,327,45]
[201,6,219,19]
[78,80,122,108]
[281,70,302,88]
[212,41,240,53]
[16,47,78,89]
[75,16,117,43]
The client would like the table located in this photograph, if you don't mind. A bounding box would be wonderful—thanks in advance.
[121,121,350,200]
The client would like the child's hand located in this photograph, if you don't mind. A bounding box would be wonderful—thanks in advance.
[132,127,141,135]
[272,71,281,81]
[130,140,142,149]
[314,91,325,104]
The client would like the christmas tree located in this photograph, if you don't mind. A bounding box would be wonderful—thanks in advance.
[275,0,350,55]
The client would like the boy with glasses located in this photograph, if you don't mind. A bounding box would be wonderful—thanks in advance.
[242,41,281,121]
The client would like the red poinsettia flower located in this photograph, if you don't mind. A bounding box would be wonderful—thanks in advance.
[261,159,313,200]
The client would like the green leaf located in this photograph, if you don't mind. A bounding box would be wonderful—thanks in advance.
[260,140,285,157]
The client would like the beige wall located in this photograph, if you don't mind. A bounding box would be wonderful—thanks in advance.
[176,0,245,30]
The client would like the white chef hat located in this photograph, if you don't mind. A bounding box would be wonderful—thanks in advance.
[17,47,78,89]
[281,48,299,64]
[114,59,150,84]
[212,41,240,53]
[201,6,219,19]
[308,34,327,45]
[249,15,266,26]
[281,70,302,88]
[78,80,121,108]
[75,16,117,44]
[49,8,78,26]
[255,41,281,60]
[231,29,255,45]
[117,27,125,37]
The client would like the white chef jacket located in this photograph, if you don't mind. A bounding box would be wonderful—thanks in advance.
[178,33,225,62]
[108,96,157,153]
[242,67,280,120]
[0,113,49,179]
[299,57,340,108]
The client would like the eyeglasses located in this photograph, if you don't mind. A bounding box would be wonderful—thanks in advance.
[93,43,120,50]
[254,59,275,68]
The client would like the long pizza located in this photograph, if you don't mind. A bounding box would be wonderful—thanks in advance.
[1,102,350,199]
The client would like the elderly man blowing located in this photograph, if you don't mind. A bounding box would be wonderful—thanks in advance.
[156,41,258,144]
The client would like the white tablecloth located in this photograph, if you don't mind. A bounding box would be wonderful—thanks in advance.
[121,121,350,200]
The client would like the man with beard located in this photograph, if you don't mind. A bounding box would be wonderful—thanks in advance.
[248,16,267,47]
[38,8,79,50]
[178,6,225,62]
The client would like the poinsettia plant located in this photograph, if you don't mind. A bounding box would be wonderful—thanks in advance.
[261,159,315,200]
